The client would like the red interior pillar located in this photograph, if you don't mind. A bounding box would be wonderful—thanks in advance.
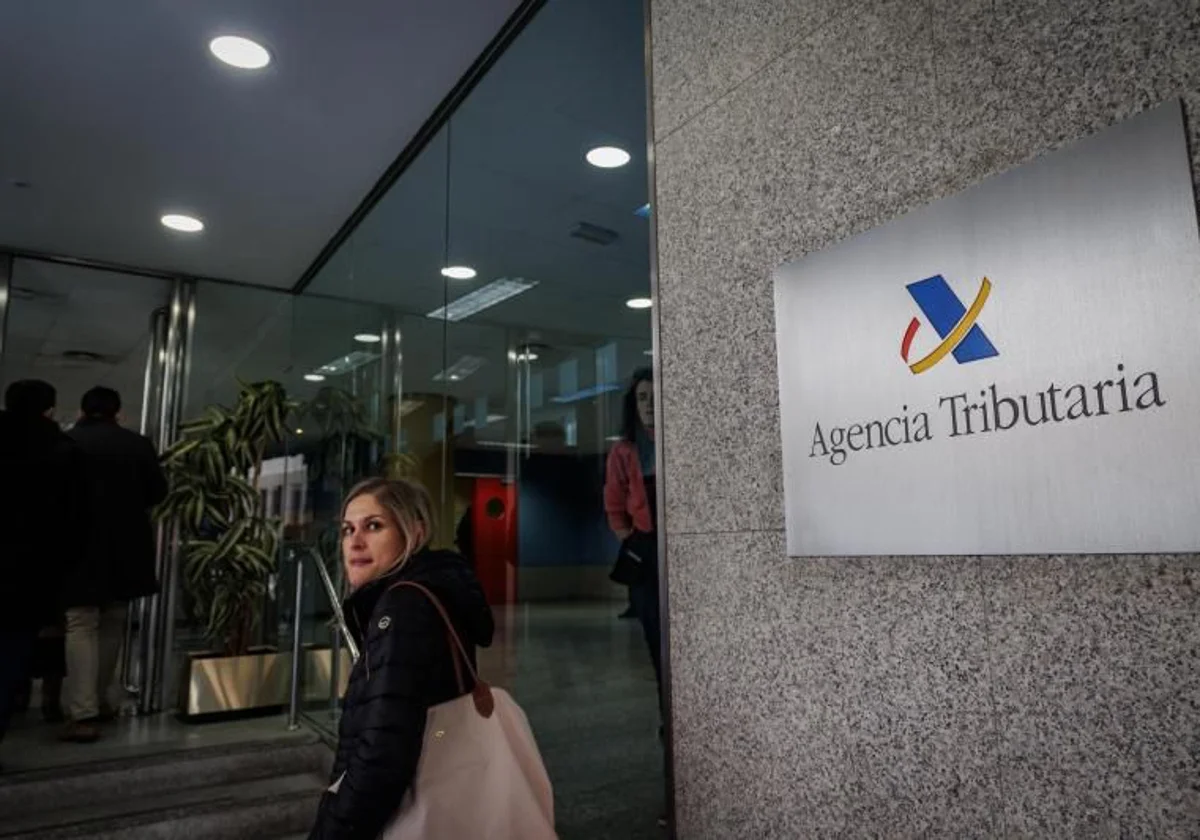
[472,477,518,605]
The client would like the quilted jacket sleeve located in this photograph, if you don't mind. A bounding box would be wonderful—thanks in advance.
[604,443,633,535]
[309,587,446,840]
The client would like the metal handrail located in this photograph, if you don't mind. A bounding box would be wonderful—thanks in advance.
[287,545,359,729]
[306,546,359,662]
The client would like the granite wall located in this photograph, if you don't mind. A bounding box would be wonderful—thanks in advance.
[648,0,1200,835]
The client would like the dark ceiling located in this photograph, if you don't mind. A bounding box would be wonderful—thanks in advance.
[0,0,522,287]
[304,0,652,341]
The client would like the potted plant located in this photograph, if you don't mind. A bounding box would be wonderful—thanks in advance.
[294,385,387,533]
[156,380,292,716]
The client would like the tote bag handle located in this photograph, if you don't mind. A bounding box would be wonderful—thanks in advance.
[386,581,495,718]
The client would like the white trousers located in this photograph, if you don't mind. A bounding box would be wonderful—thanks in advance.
[64,604,127,721]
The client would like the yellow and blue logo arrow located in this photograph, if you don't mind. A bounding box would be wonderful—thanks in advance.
[900,275,998,375]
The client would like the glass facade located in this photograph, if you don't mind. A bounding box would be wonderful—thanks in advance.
[0,0,662,833]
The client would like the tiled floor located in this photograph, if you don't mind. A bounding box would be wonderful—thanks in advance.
[1,602,667,839]
[305,602,668,839]
[487,603,666,840]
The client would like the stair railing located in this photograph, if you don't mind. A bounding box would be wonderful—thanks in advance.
[286,545,359,730]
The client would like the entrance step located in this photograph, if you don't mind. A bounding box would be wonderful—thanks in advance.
[0,736,330,839]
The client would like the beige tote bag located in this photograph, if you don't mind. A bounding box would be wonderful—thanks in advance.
[376,581,557,840]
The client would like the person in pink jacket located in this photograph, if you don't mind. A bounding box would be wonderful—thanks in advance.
[604,369,662,713]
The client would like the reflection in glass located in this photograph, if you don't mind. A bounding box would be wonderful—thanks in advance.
[288,0,660,833]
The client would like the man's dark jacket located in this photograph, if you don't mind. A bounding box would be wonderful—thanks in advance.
[66,418,168,607]
[0,411,87,629]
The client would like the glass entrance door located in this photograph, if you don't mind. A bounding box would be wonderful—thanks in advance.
[0,257,179,716]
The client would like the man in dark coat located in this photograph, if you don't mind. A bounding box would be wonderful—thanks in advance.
[0,380,85,758]
[62,387,167,742]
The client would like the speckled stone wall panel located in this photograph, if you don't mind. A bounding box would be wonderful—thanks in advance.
[669,531,855,838]
[650,0,1200,834]
[981,554,1200,836]
[932,0,1200,202]
[667,533,1010,838]
[655,0,957,534]
[648,0,843,140]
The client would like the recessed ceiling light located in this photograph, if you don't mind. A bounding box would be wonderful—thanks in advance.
[209,35,271,70]
[295,428,304,435]
[161,213,204,233]
[626,297,653,310]
[441,266,477,280]
[304,374,325,382]
[587,146,631,168]
[354,333,381,344]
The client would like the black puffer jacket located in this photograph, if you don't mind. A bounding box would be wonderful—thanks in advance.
[309,549,495,840]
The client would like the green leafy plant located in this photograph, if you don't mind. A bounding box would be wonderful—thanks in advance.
[295,384,389,502]
[156,381,292,655]
[296,385,378,441]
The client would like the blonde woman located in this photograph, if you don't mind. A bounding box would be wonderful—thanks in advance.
[309,478,495,839]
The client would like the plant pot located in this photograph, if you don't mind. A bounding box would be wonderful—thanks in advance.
[180,645,353,718]
[303,645,353,702]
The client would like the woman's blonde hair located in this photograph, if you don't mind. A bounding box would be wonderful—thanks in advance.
[341,477,437,575]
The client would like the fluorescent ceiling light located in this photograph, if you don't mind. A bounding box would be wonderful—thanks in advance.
[209,35,271,69]
[427,277,537,322]
[304,374,325,382]
[477,441,536,450]
[626,297,653,310]
[354,333,381,344]
[441,266,477,280]
[551,383,623,405]
[314,350,380,377]
[161,213,203,233]
[433,355,485,383]
[586,146,631,168]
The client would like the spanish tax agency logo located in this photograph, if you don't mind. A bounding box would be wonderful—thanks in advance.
[900,275,998,374]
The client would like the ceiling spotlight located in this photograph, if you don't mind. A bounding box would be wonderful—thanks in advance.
[295,428,304,435]
[441,266,477,280]
[304,374,326,382]
[626,297,653,310]
[587,146,631,169]
[209,35,271,70]
[161,213,204,233]
[354,333,381,344]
